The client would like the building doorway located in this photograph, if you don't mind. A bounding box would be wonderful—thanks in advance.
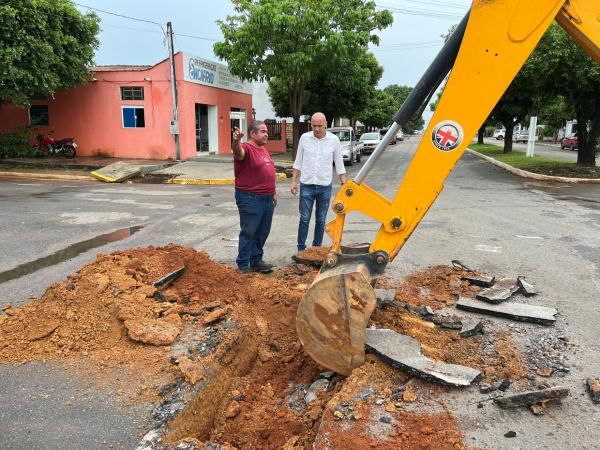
[195,104,218,154]
[230,109,247,147]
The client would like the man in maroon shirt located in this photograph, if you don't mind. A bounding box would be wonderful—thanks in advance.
[232,121,278,273]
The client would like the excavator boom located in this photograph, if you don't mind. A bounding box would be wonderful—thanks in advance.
[297,0,600,376]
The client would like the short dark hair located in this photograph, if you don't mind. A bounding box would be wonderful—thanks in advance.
[248,120,265,136]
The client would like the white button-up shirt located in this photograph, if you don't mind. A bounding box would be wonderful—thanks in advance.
[293,131,346,186]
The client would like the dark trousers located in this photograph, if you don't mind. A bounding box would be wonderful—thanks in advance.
[235,188,274,269]
[297,183,332,251]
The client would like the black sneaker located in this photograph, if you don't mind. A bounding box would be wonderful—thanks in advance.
[238,266,250,274]
[249,260,274,273]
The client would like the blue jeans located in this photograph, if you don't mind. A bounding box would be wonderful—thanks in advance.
[297,183,332,251]
[235,189,275,269]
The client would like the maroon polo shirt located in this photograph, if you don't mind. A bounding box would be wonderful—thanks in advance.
[233,142,276,195]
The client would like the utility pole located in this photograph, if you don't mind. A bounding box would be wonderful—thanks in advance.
[167,21,180,160]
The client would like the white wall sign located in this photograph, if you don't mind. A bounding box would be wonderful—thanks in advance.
[183,53,252,95]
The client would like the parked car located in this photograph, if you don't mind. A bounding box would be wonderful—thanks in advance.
[379,128,397,145]
[328,127,363,165]
[561,133,578,151]
[493,129,505,140]
[396,130,404,142]
[512,129,531,143]
[359,132,381,154]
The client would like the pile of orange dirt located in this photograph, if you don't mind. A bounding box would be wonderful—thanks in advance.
[292,246,330,265]
[0,246,526,449]
[314,363,468,450]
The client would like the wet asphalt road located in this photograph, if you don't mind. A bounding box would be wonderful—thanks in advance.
[1,138,599,449]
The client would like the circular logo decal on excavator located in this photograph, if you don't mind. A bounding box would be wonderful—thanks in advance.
[431,120,463,152]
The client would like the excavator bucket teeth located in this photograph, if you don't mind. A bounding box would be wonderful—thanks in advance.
[296,266,377,376]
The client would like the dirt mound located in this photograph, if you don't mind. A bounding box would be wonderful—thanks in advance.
[0,246,526,449]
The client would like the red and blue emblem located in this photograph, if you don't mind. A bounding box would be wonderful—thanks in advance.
[431,120,464,151]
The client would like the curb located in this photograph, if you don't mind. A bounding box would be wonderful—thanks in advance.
[167,173,288,186]
[0,171,94,181]
[467,149,600,184]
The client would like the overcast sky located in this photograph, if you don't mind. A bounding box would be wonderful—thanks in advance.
[74,0,472,125]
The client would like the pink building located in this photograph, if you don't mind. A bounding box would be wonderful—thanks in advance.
[0,52,286,159]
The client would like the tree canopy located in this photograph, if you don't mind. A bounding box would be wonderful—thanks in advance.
[530,23,599,166]
[0,0,99,106]
[382,84,424,133]
[360,89,397,129]
[214,0,393,155]
[267,49,383,126]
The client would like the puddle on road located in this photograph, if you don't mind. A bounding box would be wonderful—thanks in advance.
[526,182,600,210]
[0,225,146,284]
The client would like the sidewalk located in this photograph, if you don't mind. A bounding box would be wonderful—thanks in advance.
[0,152,293,184]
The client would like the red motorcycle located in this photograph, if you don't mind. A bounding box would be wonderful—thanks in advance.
[35,132,77,158]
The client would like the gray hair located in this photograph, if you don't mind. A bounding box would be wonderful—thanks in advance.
[248,120,265,136]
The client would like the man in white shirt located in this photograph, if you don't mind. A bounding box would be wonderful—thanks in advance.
[291,112,346,251]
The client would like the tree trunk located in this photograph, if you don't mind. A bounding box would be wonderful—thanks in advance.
[576,109,598,167]
[503,122,514,153]
[289,78,305,160]
[477,123,485,145]
[326,113,335,128]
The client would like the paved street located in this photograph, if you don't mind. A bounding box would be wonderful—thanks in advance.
[481,137,600,166]
[1,139,600,449]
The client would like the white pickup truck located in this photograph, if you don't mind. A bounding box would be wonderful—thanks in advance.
[328,127,364,165]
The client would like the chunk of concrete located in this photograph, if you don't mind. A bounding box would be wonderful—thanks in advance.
[124,318,180,346]
[432,316,463,330]
[461,275,495,287]
[476,285,514,304]
[365,328,481,387]
[460,320,484,338]
[493,386,569,408]
[517,276,537,297]
[305,379,330,404]
[456,297,557,325]
[586,378,600,403]
[374,288,396,308]
[90,161,168,183]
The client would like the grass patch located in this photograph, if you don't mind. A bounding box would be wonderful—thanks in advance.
[469,143,600,179]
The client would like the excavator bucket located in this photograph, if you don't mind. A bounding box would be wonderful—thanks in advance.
[296,250,385,376]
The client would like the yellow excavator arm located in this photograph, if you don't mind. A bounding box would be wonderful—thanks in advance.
[297,0,600,376]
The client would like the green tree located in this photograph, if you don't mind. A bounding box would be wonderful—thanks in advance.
[267,50,383,128]
[214,0,392,156]
[360,89,397,129]
[531,24,598,166]
[488,72,533,153]
[0,0,99,106]
[382,84,424,133]
[538,95,573,142]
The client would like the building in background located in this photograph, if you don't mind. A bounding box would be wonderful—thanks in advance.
[0,52,286,159]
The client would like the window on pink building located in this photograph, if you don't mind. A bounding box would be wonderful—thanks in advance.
[121,87,144,101]
[29,105,49,126]
[122,107,145,128]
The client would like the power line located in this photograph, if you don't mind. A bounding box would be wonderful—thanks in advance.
[74,2,164,29]
[74,3,219,42]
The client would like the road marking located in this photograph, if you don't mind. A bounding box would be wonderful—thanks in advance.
[475,244,503,253]
[515,235,544,240]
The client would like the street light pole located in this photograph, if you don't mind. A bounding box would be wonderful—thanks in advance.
[167,21,180,161]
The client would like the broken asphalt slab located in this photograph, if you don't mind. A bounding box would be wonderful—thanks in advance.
[456,297,557,325]
[493,386,570,408]
[517,276,537,296]
[461,275,495,287]
[365,328,481,387]
[476,279,520,304]
[91,161,172,183]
